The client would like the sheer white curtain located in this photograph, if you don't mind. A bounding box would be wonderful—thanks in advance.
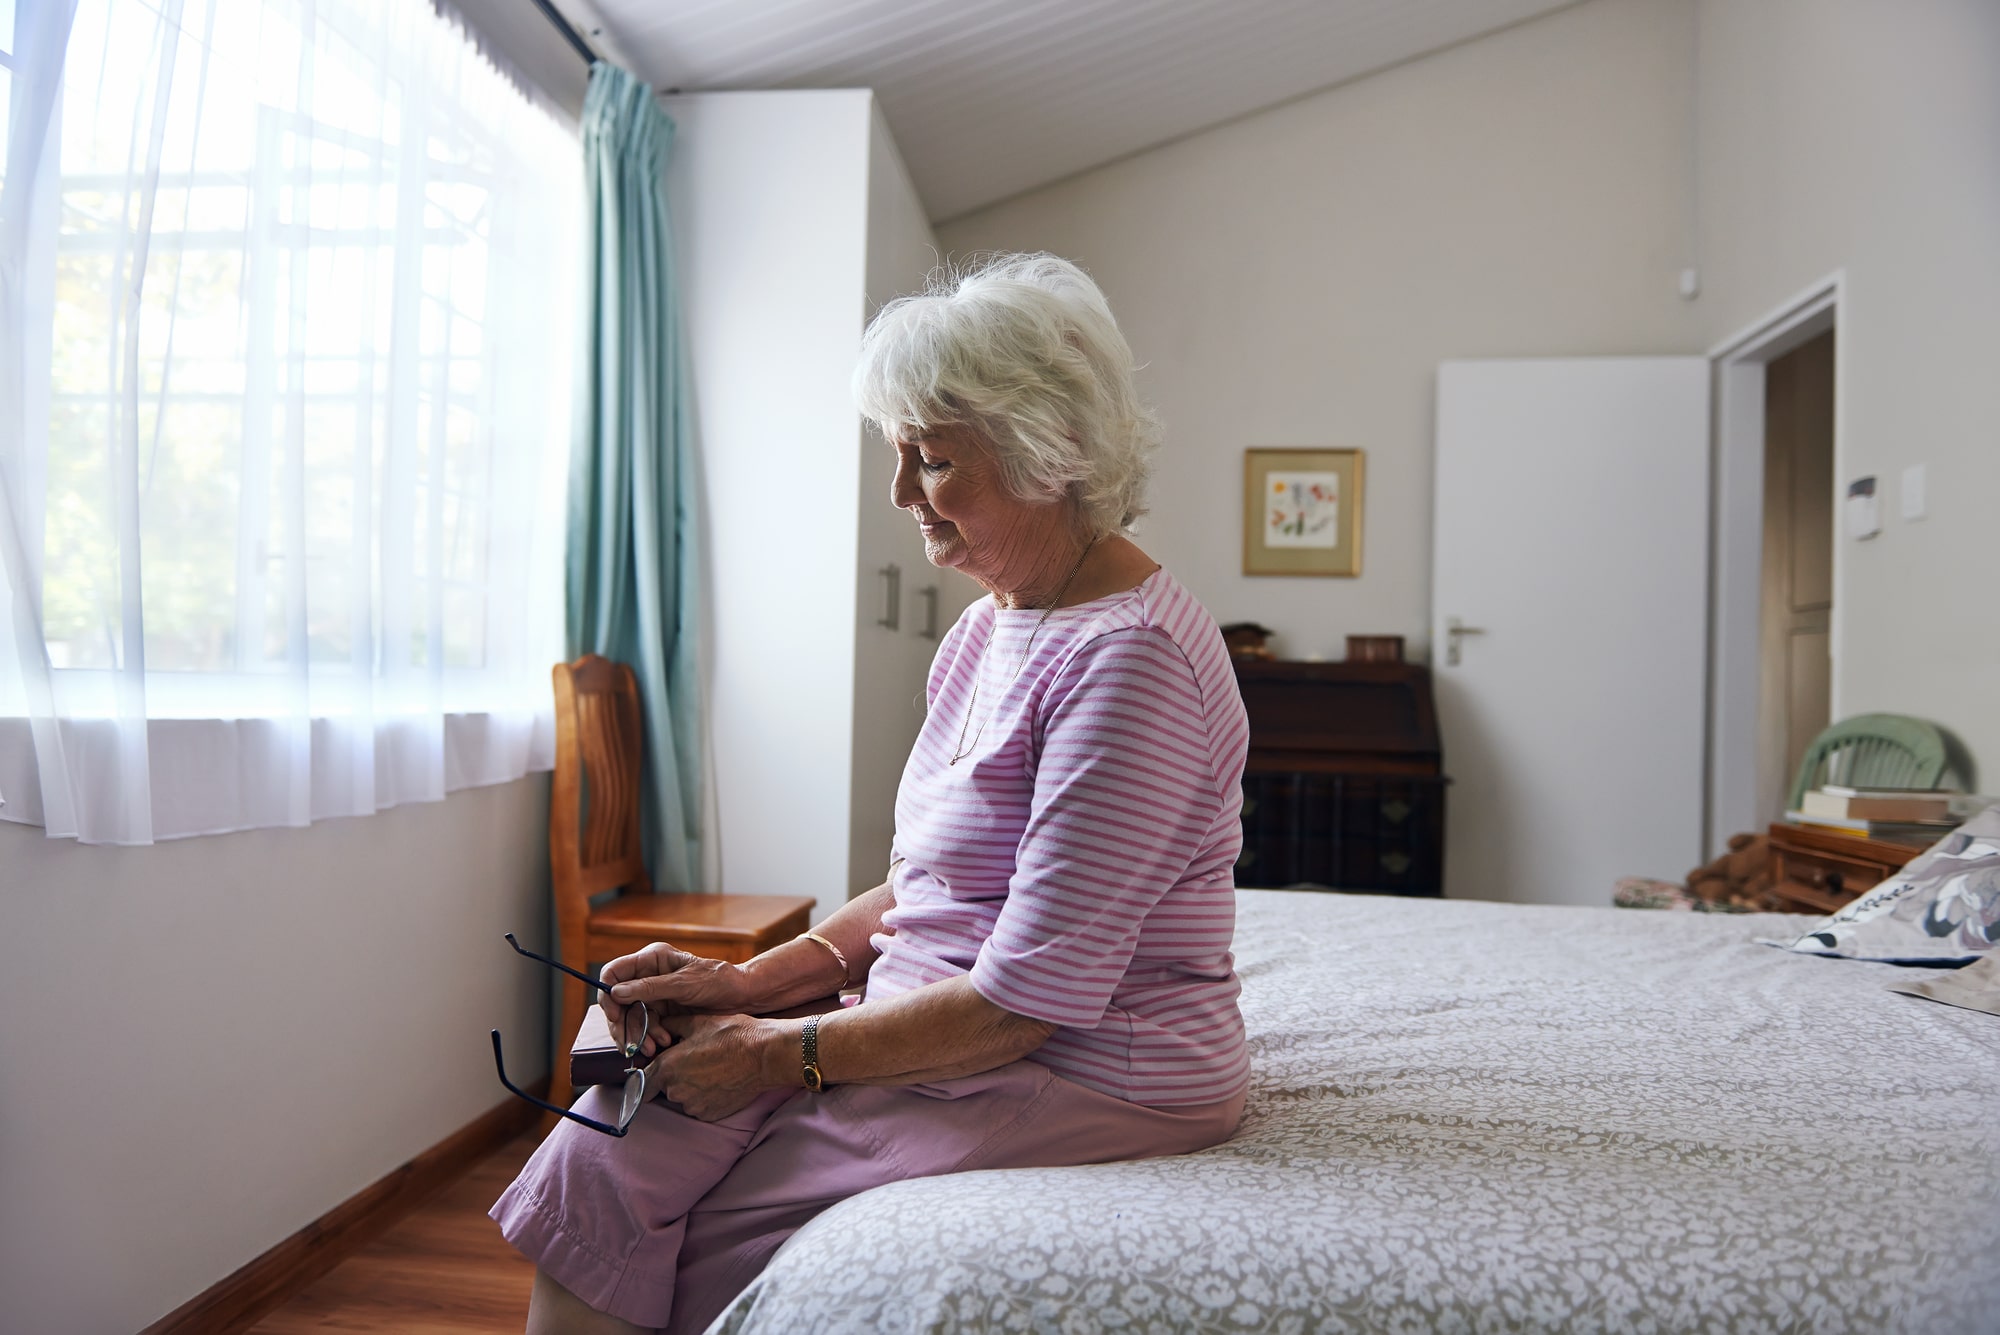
[0,0,575,843]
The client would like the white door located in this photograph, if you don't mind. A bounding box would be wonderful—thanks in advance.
[1433,358,1709,905]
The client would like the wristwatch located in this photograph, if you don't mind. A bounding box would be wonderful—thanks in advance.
[801,1013,826,1093]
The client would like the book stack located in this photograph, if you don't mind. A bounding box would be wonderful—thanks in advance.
[1786,785,1958,844]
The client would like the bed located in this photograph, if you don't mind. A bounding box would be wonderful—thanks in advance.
[714,889,2000,1333]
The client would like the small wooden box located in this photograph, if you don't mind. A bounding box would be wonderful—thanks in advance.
[1766,823,1930,915]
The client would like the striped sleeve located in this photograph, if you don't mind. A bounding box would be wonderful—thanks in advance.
[967,626,1225,1028]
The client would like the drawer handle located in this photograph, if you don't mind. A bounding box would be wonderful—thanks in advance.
[1380,852,1411,875]
[877,564,901,630]
[1381,800,1411,824]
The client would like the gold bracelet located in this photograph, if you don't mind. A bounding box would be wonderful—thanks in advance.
[797,932,849,988]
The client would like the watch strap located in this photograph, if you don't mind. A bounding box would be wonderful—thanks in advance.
[801,1013,825,1092]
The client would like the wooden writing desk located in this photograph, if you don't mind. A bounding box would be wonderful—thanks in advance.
[1232,659,1446,895]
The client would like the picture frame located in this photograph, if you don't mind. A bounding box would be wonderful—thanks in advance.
[1242,447,1364,577]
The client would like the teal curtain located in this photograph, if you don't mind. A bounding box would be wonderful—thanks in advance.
[568,62,702,893]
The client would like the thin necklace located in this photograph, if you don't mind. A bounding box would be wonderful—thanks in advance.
[949,538,1098,766]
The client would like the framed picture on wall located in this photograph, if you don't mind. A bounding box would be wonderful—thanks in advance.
[1242,447,1364,576]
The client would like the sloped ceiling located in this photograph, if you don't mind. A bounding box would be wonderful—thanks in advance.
[579,0,1579,222]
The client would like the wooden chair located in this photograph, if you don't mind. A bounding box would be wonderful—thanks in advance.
[548,654,815,1109]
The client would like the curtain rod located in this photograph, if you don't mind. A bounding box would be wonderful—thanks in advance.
[528,0,597,67]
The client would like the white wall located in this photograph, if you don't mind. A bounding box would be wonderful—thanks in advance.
[937,0,1704,664]
[665,90,875,921]
[0,779,550,1334]
[846,104,976,899]
[668,91,982,911]
[1696,0,2000,785]
[936,0,1998,803]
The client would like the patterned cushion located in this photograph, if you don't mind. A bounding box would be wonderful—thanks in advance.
[1614,875,1696,909]
[1613,876,1751,912]
[1767,806,2000,964]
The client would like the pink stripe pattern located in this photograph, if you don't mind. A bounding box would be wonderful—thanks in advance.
[867,568,1251,1106]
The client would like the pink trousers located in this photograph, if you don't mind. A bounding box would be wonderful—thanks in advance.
[491,1059,1243,1333]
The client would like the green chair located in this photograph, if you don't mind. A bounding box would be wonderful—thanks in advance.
[1787,713,1950,809]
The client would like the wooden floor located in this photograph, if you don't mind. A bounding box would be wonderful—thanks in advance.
[249,1130,543,1333]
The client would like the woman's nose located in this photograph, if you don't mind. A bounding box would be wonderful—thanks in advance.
[890,454,920,510]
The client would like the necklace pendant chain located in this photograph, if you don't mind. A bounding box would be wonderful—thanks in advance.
[948,538,1099,766]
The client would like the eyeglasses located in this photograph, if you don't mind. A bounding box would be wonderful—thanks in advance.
[490,932,653,1138]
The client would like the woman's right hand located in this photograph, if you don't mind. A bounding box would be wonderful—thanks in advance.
[599,943,754,1058]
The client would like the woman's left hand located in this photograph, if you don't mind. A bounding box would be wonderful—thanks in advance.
[646,1013,781,1122]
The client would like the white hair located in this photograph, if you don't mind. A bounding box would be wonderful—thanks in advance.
[853,254,1160,534]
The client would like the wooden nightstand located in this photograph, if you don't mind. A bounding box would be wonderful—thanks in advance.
[1766,822,1931,915]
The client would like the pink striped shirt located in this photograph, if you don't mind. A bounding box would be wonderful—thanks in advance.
[866,568,1251,1106]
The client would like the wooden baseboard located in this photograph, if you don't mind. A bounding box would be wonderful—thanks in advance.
[141,1078,548,1335]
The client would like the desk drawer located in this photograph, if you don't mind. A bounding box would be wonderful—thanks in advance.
[1237,772,1444,894]
[1770,845,1890,912]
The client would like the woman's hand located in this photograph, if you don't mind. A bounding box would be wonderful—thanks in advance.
[645,1013,784,1122]
[599,942,753,1058]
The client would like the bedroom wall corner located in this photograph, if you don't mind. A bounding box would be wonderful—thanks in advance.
[0,778,551,1334]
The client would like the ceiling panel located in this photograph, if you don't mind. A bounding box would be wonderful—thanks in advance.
[581,0,1577,221]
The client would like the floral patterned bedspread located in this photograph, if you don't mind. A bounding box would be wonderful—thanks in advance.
[715,891,2000,1334]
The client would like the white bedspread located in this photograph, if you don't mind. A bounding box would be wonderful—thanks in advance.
[715,891,2000,1333]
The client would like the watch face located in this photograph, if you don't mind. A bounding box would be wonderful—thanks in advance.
[803,1065,825,1093]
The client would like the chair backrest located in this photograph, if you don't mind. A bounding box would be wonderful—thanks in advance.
[1787,713,1950,809]
[550,655,653,917]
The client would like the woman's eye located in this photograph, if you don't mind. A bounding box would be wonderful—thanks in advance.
[919,456,949,473]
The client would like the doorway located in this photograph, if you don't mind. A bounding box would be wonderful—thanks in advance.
[1757,329,1835,821]
[1706,276,1842,856]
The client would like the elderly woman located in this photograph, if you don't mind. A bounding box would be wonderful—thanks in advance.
[494,254,1251,1334]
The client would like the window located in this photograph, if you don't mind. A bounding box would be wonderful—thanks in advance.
[0,0,15,186]
[1,0,577,841]
[0,0,15,192]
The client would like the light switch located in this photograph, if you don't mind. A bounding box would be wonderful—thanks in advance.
[1900,464,1927,521]
[1845,476,1880,541]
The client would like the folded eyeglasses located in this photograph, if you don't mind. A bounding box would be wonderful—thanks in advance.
[490,932,652,1137]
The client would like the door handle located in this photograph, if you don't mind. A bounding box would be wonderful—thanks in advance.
[916,585,940,640]
[1443,616,1486,666]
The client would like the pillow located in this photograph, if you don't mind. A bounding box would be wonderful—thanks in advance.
[1765,806,2000,965]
